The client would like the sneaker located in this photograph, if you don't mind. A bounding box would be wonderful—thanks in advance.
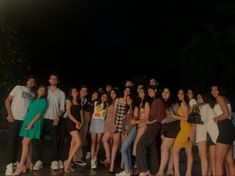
[5,163,13,176]
[116,170,131,176]
[90,158,96,169]
[33,160,43,171]
[58,160,64,169]
[86,152,91,159]
[50,160,59,170]
[13,161,19,169]
[74,160,87,166]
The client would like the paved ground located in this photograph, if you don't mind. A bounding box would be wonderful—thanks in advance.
[0,128,201,176]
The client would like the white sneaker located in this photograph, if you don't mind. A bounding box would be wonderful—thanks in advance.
[74,160,87,166]
[13,161,19,169]
[86,152,91,159]
[51,160,59,170]
[94,156,97,164]
[58,160,64,169]
[33,160,43,171]
[90,158,96,169]
[116,170,131,176]
[5,163,13,176]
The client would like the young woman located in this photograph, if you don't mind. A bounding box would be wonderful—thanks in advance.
[157,87,180,176]
[101,89,118,166]
[132,87,150,157]
[64,88,84,172]
[137,86,165,176]
[89,93,108,169]
[13,85,47,175]
[196,93,218,176]
[109,86,131,174]
[187,89,197,112]
[172,89,193,176]
[116,95,139,176]
[211,85,234,176]
[132,87,150,176]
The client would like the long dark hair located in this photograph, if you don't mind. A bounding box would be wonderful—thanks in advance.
[125,94,135,113]
[67,87,79,103]
[34,85,47,100]
[209,84,225,108]
[138,87,149,109]
[107,89,118,106]
[177,88,189,105]
[161,87,175,109]
[96,92,108,109]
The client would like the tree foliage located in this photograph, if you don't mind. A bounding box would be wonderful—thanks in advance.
[0,20,31,90]
[179,3,235,91]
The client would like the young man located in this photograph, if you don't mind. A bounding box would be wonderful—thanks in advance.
[5,76,36,175]
[33,73,65,170]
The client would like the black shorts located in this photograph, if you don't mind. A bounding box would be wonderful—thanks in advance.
[217,118,235,145]
[206,132,215,146]
[161,120,180,138]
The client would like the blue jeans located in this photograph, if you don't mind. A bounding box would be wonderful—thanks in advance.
[121,126,137,172]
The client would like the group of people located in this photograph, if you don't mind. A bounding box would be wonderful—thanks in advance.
[4,73,235,176]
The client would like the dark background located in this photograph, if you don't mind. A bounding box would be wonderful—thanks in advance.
[3,0,235,93]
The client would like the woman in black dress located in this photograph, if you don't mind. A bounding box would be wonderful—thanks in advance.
[64,88,84,172]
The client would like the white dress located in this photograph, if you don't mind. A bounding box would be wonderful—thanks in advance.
[196,104,218,144]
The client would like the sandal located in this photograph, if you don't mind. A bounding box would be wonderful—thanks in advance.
[99,160,110,167]
[139,171,151,176]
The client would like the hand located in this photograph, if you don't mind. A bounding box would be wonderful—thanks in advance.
[161,119,166,124]
[172,114,178,119]
[76,122,82,130]
[146,120,151,125]
[53,117,60,126]
[188,134,194,141]
[130,119,137,125]
[25,123,33,130]
[7,114,15,123]
[122,131,127,137]
[213,117,218,123]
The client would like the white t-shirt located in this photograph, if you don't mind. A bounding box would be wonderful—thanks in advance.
[9,85,34,120]
[44,88,65,120]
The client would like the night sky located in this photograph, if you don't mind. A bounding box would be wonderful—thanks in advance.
[4,0,235,92]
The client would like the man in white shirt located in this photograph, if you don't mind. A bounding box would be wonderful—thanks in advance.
[4,76,36,175]
[33,73,65,170]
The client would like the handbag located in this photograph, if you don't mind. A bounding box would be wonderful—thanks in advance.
[187,106,203,124]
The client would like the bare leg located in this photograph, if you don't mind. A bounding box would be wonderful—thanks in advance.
[166,148,174,175]
[157,137,174,175]
[197,141,208,176]
[215,143,230,175]
[64,131,81,172]
[225,145,235,176]
[12,138,31,175]
[94,133,102,158]
[173,147,181,176]
[102,132,112,163]
[109,132,120,172]
[185,147,193,176]
[90,133,97,160]
[208,145,215,176]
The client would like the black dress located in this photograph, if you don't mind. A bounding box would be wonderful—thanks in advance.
[67,103,82,132]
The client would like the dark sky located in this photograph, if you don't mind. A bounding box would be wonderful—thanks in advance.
[4,0,234,91]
